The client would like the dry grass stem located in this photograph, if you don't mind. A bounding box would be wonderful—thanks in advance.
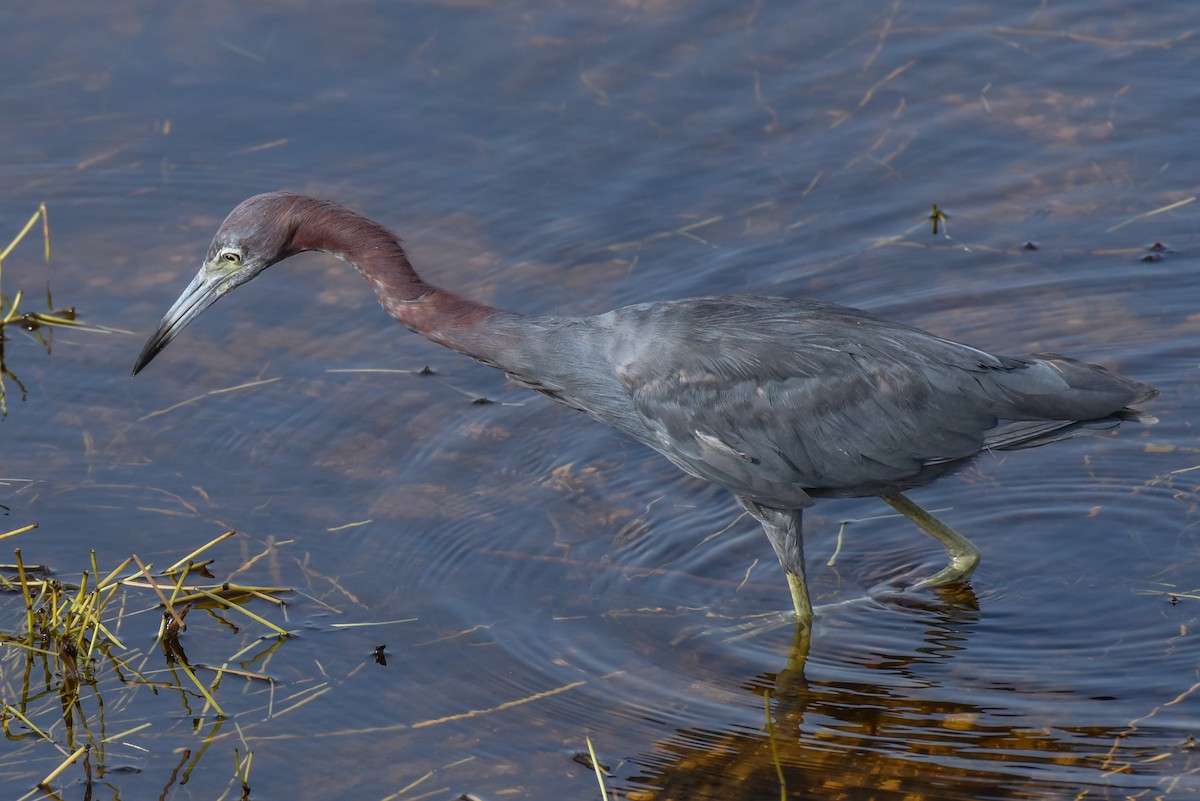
[136,377,283,422]
[585,736,614,801]
[190,587,290,637]
[165,529,239,573]
[0,523,37,541]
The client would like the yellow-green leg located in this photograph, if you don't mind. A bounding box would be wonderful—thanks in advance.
[738,496,815,628]
[785,571,814,628]
[880,491,981,588]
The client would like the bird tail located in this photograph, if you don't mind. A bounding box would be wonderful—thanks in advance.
[982,352,1157,452]
[1114,406,1159,425]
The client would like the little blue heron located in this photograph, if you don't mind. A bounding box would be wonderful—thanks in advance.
[133,193,1157,627]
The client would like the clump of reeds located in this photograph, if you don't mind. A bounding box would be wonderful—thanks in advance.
[0,526,289,797]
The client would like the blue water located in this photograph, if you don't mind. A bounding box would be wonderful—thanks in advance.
[2,0,1197,798]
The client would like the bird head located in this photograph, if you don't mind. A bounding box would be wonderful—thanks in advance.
[132,193,309,375]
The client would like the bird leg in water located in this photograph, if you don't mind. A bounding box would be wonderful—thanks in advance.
[784,571,813,625]
[879,492,981,589]
[736,498,814,627]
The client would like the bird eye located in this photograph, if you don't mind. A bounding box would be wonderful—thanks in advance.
[221,251,241,265]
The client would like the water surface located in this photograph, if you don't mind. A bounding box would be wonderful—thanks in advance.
[1,1,1197,798]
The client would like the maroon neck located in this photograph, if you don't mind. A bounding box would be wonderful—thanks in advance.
[286,196,516,359]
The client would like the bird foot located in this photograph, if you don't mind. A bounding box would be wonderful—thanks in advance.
[909,550,981,591]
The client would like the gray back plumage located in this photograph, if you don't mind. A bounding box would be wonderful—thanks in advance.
[512,296,1155,510]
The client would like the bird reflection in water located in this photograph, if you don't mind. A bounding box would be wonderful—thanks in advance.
[616,605,1169,801]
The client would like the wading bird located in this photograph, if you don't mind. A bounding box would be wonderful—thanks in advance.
[133,193,1157,627]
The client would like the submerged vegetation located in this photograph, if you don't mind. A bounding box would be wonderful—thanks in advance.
[0,527,290,798]
[0,203,77,417]
[1,202,129,417]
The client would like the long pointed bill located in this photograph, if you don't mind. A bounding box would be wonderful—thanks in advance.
[132,267,230,375]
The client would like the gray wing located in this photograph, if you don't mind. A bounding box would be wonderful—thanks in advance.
[604,297,1144,509]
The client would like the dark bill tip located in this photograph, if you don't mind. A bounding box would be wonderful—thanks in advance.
[131,270,225,376]
[131,324,171,376]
